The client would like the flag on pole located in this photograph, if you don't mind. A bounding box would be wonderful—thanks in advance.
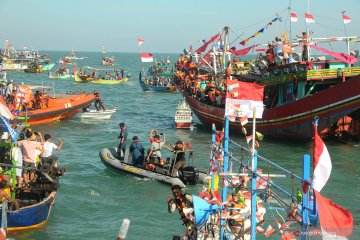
[0,115,18,143]
[312,122,332,192]
[137,38,144,46]
[225,81,265,120]
[314,190,353,238]
[290,13,298,22]
[342,14,351,24]
[0,97,14,119]
[305,13,315,23]
[240,116,248,126]
[264,225,275,237]
[140,53,154,63]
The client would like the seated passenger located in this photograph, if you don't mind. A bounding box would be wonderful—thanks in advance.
[129,136,145,166]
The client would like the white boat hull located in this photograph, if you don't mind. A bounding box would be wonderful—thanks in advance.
[77,108,116,119]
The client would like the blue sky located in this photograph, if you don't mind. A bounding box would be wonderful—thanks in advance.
[0,0,359,53]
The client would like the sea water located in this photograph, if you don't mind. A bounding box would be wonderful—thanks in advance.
[5,52,359,239]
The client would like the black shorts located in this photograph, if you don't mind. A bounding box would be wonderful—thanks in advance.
[23,162,35,174]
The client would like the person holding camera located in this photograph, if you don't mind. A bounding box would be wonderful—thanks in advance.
[146,129,171,167]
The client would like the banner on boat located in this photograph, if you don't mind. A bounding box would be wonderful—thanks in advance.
[225,81,264,120]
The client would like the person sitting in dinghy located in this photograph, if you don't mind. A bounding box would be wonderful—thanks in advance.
[129,136,145,166]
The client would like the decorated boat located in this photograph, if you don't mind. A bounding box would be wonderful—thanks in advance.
[0,149,66,235]
[48,67,73,79]
[24,62,42,73]
[139,77,176,92]
[99,147,208,188]
[175,101,193,129]
[174,21,360,140]
[0,40,49,71]
[75,66,129,84]
[77,108,116,120]
[13,85,95,125]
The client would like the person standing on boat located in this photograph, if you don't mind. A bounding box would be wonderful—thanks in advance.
[297,32,309,61]
[93,90,105,111]
[41,134,63,165]
[129,136,144,166]
[146,131,171,167]
[171,141,187,177]
[117,123,128,161]
[18,129,44,185]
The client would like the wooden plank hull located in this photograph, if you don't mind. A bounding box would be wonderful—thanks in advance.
[0,192,56,232]
[181,76,360,140]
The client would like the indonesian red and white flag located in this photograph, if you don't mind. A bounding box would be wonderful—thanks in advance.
[305,13,315,23]
[314,190,353,238]
[342,14,351,24]
[0,97,14,119]
[290,13,298,22]
[137,38,144,46]
[140,53,154,63]
[225,81,264,120]
[312,123,332,192]
[264,225,275,238]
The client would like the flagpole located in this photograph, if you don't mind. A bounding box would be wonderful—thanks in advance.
[341,11,351,56]
[289,0,292,39]
[220,116,230,240]
[306,0,311,61]
[250,106,257,239]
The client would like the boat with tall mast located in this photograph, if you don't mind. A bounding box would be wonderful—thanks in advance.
[174,14,360,140]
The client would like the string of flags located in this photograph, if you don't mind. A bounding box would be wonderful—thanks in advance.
[291,12,351,24]
[237,17,282,46]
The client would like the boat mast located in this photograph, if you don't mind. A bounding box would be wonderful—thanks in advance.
[289,0,292,39]
[341,11,351,56]
[306,0,311,61]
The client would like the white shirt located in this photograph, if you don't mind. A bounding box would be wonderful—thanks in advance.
[43,142,58,157]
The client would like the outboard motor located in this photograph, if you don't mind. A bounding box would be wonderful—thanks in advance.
[179,166,199,185]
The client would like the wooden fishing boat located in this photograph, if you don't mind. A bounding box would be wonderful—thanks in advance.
[49,73,73,79]
[175,101,193,129]
[175,25,360,140]
[24,67,42,73]
[178,71,360,140]
[139,77,176,92]
[74,74,93,83]
[92,77,128,85]
[0,156,66,235]
[99,148,208,188]
[15,86,95,125]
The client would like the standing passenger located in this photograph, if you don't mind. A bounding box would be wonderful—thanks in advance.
[117,123,128,160]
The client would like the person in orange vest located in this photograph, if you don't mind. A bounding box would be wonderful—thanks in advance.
[168,184,194,226]
[225,62,232,79]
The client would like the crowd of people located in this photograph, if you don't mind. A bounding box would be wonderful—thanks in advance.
[0,128,63,207]
[174,55,227,109]
[115,123,189,177]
